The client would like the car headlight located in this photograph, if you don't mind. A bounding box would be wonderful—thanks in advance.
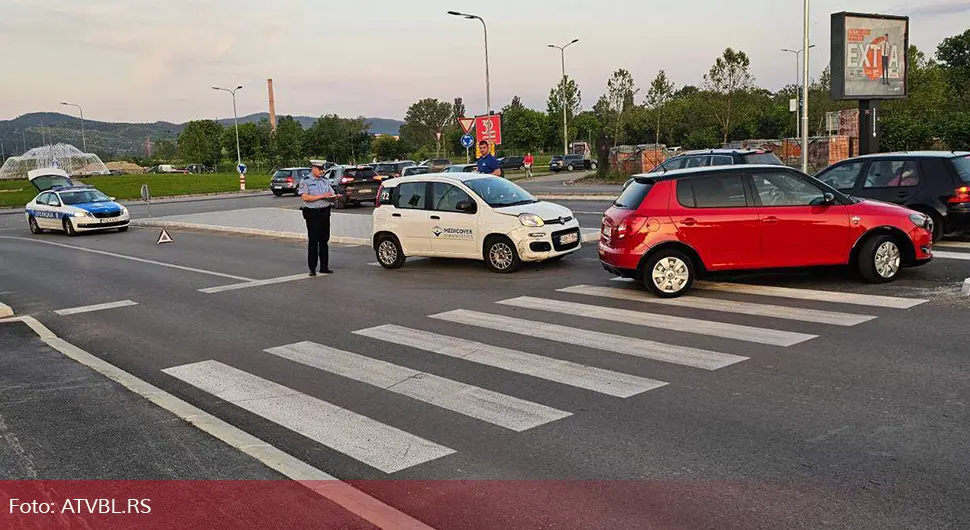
[73,211,91,218]
[120,206,129,215]
[909,213,929,228]
[519,213,544,227]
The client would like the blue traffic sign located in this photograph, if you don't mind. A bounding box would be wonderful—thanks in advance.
[460,134,474,148]
[237,163,247,175]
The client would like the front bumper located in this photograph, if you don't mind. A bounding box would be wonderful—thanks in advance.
[72,214,130,231]
[511,222,582,262]
[270,183,298,192]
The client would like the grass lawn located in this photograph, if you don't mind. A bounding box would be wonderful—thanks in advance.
[0,173,271,209]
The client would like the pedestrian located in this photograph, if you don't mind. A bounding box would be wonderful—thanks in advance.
[476,140,502,176]
[523,152,535,179]
[299,160,338,276]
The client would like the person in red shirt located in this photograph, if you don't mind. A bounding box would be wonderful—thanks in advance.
[523,152,535,179]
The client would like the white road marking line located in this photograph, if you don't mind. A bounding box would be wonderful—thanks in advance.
[693,281,927,309]
[163,360,455,473]
[0,236,253,281]
[429,310,747,371]
[199,273,315,294]
[610,277,635,283]
[934,251,970,261]
[54,300,138,316]
[558,285,876,327]
[935,241,970,249]
[265,342,570,431]
[13,317,433,530]
[354,325,667,398]
[497,296,816,347]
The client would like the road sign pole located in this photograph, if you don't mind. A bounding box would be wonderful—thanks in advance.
[466,146,470,163]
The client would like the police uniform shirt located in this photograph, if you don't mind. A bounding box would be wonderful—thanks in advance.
[298,175,335,209]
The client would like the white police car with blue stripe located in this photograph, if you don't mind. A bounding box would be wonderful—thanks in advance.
[24,169,130,236]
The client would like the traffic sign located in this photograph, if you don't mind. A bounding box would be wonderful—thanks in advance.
[460,134,474,148]
[237,163,247,175]
[457,117,475,134]
[156,229,173,245]
[475,114,502,146]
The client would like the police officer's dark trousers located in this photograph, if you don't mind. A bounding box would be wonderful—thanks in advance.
[303,207,331,272]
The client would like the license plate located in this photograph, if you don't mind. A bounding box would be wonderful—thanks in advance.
[601,225,610,236]
[101,218,108,224]
[559,232,579,245]
[357,189,372,194]
[273,186,282,189]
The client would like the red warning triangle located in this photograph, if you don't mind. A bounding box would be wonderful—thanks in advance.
[457,117,475,134]
[156,229,173,245]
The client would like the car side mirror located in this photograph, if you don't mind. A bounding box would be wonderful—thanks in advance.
[456,200,477,214]
[108,197,116,201]
[823,192,835,204]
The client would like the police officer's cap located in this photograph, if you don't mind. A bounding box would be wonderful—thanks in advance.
[309,159,328,168]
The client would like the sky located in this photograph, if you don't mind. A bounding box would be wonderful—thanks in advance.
[1,0,968,123]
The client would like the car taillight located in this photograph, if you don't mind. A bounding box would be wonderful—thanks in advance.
[286,177,293,183]
[375,185,384,207]
[340,177,355,185]
[615,215,650,240]
[948,186,970,203]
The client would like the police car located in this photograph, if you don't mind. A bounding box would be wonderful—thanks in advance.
[24,168,130,236]
[372,173,581,273]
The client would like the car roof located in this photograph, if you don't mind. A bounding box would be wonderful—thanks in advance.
[845,150,970,160]
[631,164,794,181]
[278,167,309,170]
[52,186,95,192]
[677,148,767,156]
[385,172,499,185]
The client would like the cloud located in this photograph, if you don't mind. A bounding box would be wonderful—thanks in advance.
[903,1,970,16]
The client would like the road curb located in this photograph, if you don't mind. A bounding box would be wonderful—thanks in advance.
[0,300,13,319]
[963,278,970,296]
[131,219,370,246]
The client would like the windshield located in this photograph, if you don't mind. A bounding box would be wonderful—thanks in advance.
[346,168,378,178]
[952,156,970,183]
[374,164,396,173]
[464,177,537,207]
[60,190,111,205]
[272,170,292,179]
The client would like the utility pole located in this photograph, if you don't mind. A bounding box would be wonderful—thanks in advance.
[801,0,810,173]
[212,85,245,189]
[549,39,579,155]
[448,11,491,115]
[60,102,87,152]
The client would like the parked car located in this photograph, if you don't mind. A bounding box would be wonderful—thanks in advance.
[498,156,525,170]
[649,149,784,173]
[147,164,189,174]
[373,161,417,179]
[24,169,130,236]
[813,151,970,240]
[270,167,311,196]
[599,165,934,297]
[443,164,479,173]
[185,164,214,174]
[325,165,382,208]
[401,166,431,178]
[419,159,452,172]
[550,154,597,172]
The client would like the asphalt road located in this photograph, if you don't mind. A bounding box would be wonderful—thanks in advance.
[1,225,969,529]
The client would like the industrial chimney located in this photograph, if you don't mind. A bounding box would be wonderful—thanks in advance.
[267,78,277,132]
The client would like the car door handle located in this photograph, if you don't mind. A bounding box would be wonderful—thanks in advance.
[762,216,779,223]
[896,191,910,197]
[392,213,401,218]
[430,215,440,220]
[681,218,697,226]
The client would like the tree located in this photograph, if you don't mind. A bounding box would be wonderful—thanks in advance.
[178,120,223,168]
[153,138,177,161]
[304,115,371,163]
[605,69,639,147]
[937,28,970,102]
[547,76,582,151]
[502,96,547,153]
[401,98,454,157]
[272,116,305,167]
[373,135,407,160]
[221,122,269,163]
[645,70,675,145]
[703,48,755,143]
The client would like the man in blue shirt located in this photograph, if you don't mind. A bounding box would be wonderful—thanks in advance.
[476,140,502,176]
[299,160,338,276]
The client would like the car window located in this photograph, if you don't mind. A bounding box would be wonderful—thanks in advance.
[741,152,784,165]
[709,155,734,167]
[683,156,708,168]
[676,180,695,208]
[751,171,826,206]
[656,157,686,171]
[464,177,536,207]
[816,162,865,190]
[47,193,62,206]
[863,160,920,188]
[689,175,748,208]
[37,192,51,205]
[432,183,473,212]
[613,180,654,209]
[952,156,970,183]
[346,168,378,179]
[298,169,311,179]
[462,166,478,172]
[272,170,292,179]
[395,182,428,209]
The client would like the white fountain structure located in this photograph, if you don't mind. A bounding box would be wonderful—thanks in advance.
[0,143,110,180]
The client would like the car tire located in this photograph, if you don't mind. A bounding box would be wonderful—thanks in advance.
[118,226,129,233]
[28,216,42,234]
[927,210,944,241]
[858,234,901,283]
[484,236,522,273]
[62,218,77,237]
[272,190,283,197]
[567,164,575,171]
[643,250,695,298]
[375,235,406,269]
[589,161,598,170]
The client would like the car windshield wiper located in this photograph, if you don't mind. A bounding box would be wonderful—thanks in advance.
[494,199,537,207]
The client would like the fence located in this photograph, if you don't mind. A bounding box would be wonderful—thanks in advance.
[724,135,853,174]
[608,144,671,176]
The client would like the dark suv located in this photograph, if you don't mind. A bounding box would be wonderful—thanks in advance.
[324,165,382,208]
[814,151,970,240]
[651,149,784,172]
[270,167,310,196]
[373,161,416,179]
[498,156,525,170]
[551,154,596,172]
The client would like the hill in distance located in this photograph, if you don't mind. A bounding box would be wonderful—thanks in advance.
[0,112,404,158]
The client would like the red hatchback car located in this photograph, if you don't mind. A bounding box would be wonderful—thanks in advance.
[599,165,934,297]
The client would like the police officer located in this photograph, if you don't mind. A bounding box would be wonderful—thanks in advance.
[299,160,337,276]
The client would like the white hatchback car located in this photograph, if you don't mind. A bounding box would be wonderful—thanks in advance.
[372,173,581,272]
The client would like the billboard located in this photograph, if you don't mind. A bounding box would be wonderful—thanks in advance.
[830,12,909,100]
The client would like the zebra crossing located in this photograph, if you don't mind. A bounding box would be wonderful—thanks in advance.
[162,280,929,475]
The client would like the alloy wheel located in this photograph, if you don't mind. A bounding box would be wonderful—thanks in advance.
[378,240,398,265]
[489,242,514,270]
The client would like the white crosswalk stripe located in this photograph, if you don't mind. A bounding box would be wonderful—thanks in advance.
[162,360,456,473]
[557,285,877,326]
[429,309,747,370]
[692,281,927,309]
[933,251,970,261]
[354,325,667,398]
[264,341,571,431]
[497,296,816,347]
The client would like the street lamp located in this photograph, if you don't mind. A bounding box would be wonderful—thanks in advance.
[60,102,87,152]
[448,11,491,115]
[800,0,810,173]
[781,44,815,139]
[549,39,579,155]
[212,85,243,173]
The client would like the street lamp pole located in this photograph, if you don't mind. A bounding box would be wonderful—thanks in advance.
[448,11,491,115]
[549,39,579,155]
[213,85,244,187]
[60,102,86,152]
[801,0,810,173]
[781,44,815,140]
